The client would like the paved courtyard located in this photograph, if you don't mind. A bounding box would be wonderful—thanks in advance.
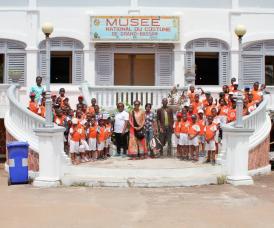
[1,163,274,228]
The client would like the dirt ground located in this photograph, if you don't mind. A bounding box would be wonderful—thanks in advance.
[1,164,274,228]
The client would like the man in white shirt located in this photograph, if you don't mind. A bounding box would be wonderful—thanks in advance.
[114,102,129,156]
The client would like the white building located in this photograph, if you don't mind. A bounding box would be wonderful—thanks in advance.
[0,0,274,92]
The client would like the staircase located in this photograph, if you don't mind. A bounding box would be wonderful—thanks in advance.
[1,82,272,187]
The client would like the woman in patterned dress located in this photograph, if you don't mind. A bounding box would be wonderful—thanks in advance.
[128,100,148,159]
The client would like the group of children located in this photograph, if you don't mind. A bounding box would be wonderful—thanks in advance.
[28,75,265,165]
[173,79,264,164]
[28,82,113,165]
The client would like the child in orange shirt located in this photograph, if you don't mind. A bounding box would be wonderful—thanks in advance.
[104,117,112,158]
[174,112,183,159]
[78,121,89,163]
[57,88,66,107]
[54,109,66,126]
[38,97,46,118]
[251,82,263,104]
[188,114,200,161]
[179,114,190,160]
[28,92,38,114]
[88,116,97,161]
[191,94,203,114]
[204,116,218,164]
[227,100,237,123]
[204,97,216,117]
[69,118,81,165]
[97,118,106,159]
[197,109,205,157]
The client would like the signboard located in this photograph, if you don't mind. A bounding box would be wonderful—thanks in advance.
[90,16,180,42]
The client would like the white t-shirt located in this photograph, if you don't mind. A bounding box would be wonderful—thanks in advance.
[114,111,129,133]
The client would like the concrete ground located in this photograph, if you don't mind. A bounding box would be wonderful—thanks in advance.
[1,163,274,228]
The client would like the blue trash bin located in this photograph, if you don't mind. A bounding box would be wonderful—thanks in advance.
[7,141,29,185]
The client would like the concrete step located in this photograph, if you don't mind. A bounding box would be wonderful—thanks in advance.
[61,158,224,187]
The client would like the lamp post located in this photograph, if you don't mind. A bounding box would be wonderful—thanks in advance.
[234,24,247,128]
[42,22,54,128]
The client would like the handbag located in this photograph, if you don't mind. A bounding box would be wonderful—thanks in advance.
[132,111,145,140]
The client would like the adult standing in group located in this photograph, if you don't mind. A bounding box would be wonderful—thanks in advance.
[128,100,147,159]
[144,103,157,152]
[114,102,129,156]
[157,98,174,156]
[30,76,44,103]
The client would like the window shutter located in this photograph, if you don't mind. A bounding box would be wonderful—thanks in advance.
[156,53,173,86]
[95,52,113,85]
[39,51,47,80]
[242,55,263,86]
[219,52,230,85]
[73,51,84,84]
[7,53,26,85]
[185,51,194,72]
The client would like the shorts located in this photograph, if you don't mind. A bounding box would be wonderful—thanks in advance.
[97,142,105,151]
[105,138,111,148]
[199,135,205,144]
[205,140,216,151]
[188,136,199,147]
[88,138,97,151]
[80,139,89,152]
[70,141,79,154]
[179,133,188,146]
[173,134,180,146]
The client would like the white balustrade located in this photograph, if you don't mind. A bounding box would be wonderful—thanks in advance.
[81,82,222,110]
[219,95,270,166]
[6,84,45,151]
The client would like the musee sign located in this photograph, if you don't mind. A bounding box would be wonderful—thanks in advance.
[90,16,180,42]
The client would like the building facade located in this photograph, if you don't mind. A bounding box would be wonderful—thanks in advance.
[1,0,274,90]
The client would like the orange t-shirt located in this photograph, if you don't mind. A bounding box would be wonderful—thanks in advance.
[79,125,86,140]
[105,123,112,140]
[29,101,38,114]
[251,90,262,103]
[188,123,200,136]
[205,104,216,117]
[97,126,105,143]
[228,85,234,92]
[180,120,190,134]
[187,91,195,103]
[38,105,46,118]
[198,119,205,136]
[191,101,202,114]
[204,124,217,141]
[89,125,97,139]
[88,106,95,115]
[218,105,229,116]
[227,109,236,122]
[173,121,181,134]
[70,126,81,142]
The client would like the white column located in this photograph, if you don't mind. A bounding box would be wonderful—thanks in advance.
[26,49,38,89]
[84,44,96,85]
[223,127,254,186]
[174,44,185,87]
[26,9,39,89]
[33,126,65,187]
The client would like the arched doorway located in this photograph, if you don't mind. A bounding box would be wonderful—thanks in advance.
[38,37,84,84]
[243,40,274,86]
[0,39,26,85]
[185,38,230,85]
